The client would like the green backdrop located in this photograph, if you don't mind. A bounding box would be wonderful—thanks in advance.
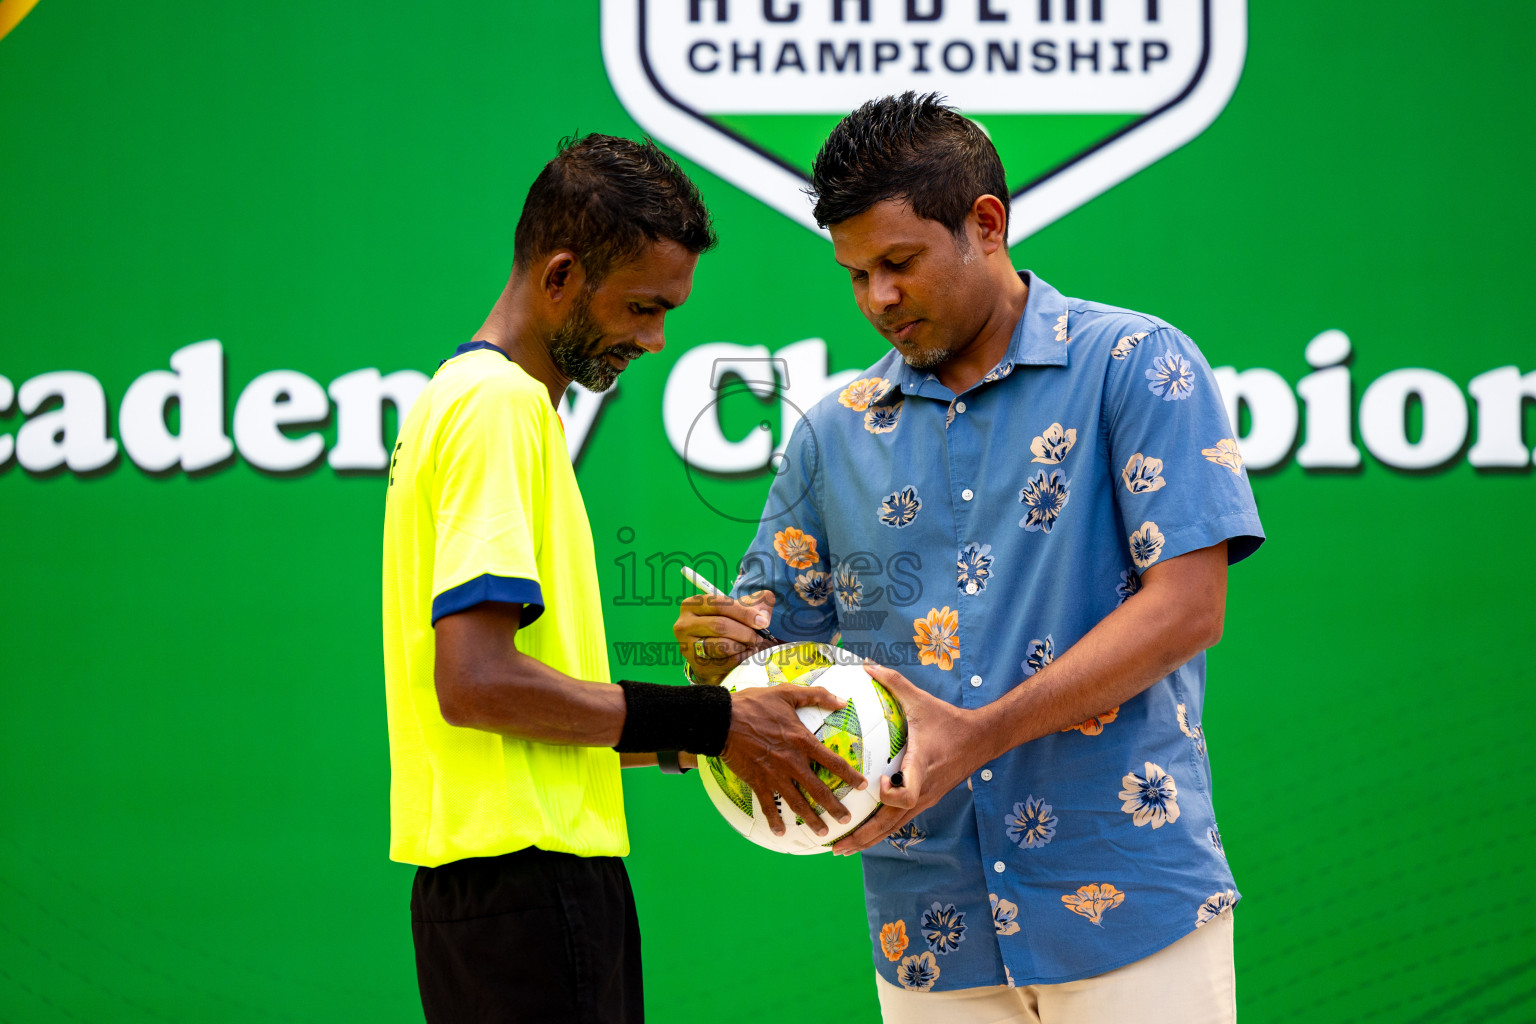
[2,2,1533,1021]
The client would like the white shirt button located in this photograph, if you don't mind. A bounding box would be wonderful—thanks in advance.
[970,674,983,687]
[961,488,975,501]
[993,860,1006,873]
[981,769,993,782]
[965,580,979,595]
[955,401,967,414]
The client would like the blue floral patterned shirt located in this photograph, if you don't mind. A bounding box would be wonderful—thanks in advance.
[732,272,1263,991]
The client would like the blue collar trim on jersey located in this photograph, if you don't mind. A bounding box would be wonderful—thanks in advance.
[452,340,511,360]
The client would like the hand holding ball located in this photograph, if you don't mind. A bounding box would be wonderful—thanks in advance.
[699,642,908,855]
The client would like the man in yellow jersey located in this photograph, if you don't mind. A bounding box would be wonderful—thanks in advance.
[382,135,866,1024]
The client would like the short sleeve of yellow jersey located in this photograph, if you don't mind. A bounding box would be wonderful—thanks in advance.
[428,375,550,626]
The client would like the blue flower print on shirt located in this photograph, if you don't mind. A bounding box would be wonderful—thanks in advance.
[1110,331,1150,360]
[1177,703,1207,758]
[1128,521,1165,569]
[1209,825,1224,852]
[990,894,1021,936]
[1021,635,1054,678]
[794,569,832,607]
[887,820,928,855]
[1019,470,1070,532]
[1120,453,1167,494]
[1119,762,1181,829]
[956,542,994,595]
[1116,568,1142,605]
[834,564,863,611]
[1196,889,1237,927]
[1005,796,1058,849]
[879,486,922,528]
[982,360,1015,383]
[1145,349,1196,401]
[865,400,902,435]
[896,951,940,991]
[920,902,967,954]
[1030,423,1077,464]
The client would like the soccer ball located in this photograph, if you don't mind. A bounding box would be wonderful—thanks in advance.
[698,641,907,855]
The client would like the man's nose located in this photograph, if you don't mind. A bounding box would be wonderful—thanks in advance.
[865,272,900,315]
[636,318,666,354]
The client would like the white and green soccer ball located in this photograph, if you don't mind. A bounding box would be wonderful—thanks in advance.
[699,641,907,855]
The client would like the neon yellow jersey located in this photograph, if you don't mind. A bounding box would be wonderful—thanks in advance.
[382,342,625,867]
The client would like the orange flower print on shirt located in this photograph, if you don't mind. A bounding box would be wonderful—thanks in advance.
[879,920,909,961]
[773,527,819,570]
[913,606,960,670]
[1061,706,1120,736]
[1061,883,1125,926]
[838,377,892,412]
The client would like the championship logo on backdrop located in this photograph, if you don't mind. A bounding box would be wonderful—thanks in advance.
[602,0,1246,243]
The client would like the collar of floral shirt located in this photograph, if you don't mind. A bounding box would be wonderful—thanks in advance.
[890,270,1073,402]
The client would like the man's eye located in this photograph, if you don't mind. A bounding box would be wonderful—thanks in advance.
[630,303,657,315]
[849,269,868,282]
[888,257,913,271]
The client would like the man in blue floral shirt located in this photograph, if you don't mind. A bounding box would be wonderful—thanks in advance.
[674,93,1263,1022]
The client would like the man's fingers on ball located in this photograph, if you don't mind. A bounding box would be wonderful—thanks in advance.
[751,783,788,836]
[864,661,914,691]
[784,685,846,711]
[794,773,849,825]
[842,816,886,852]
[804,740,866,790]
[835,808,895,854]
[842,800,912,852]
[862,807,908,844]
[865,661,915,695]
[779,785,828,836]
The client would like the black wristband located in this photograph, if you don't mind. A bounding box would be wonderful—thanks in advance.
[614,679,732,757]
[656,750,691,775]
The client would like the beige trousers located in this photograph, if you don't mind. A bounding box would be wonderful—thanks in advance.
[875,910,1236,1024]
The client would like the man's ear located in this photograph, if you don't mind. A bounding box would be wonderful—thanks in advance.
[540,251,587,303]
[971,195,1009,255]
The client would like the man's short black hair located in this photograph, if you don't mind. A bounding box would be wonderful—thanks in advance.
[513,134,716,282]
[810,92,1008,236]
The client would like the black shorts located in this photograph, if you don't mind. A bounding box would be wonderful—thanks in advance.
[411,847,643,1024]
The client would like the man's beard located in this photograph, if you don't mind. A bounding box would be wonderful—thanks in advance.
[548,289,644,393]
[900,342,955,372]
[876,309,952,371]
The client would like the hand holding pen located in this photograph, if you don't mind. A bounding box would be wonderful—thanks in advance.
[673,565,782,682]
